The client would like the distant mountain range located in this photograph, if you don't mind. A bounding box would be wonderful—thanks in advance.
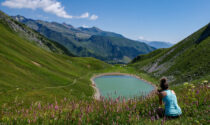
[144,41,173,49]
[12,15,155,63]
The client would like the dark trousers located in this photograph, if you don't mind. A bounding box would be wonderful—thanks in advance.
[156,108,180,119]
[156,108,165,118]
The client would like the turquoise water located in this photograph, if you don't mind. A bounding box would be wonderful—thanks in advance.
[94,75,154,99]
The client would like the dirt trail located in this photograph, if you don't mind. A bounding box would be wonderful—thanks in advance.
[42,72,91,89]
[43,79,77,89]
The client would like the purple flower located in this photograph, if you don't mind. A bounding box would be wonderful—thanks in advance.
[51,113,55,118]
[38,103,41,109]
[161,119,164,125]
[133,104,136,109]
[26,109,29,114]
[148,111,151,116]
[51,104,54,109]
[28,119,31,124]
[126,105,129,111]
[55,105,59,111]
[64,97,67,102]
[156,114,159,120]
[123,98,126,104]
[150,116,155,121]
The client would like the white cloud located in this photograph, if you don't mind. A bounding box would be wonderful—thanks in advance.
[74,12,89,19]
[137,36,150,42]
[2,0,73,18]
[1,0,99,20]
[89,14,98,20]
[80,12,89,18]
[82,25,89,28]
[75,13,98,20]
[138,36,145,40]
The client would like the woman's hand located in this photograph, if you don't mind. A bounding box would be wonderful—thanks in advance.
[157,89,162,93]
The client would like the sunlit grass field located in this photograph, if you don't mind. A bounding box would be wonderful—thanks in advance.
[0,12,209,125]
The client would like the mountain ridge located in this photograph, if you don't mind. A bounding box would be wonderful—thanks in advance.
[144,41,173,49]
[12,15,155,63]
[131,23,210,84]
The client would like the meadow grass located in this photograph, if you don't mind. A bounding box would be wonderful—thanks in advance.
[0,80,209,124]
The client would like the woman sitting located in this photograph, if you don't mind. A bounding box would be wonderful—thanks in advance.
[157,78,182,119]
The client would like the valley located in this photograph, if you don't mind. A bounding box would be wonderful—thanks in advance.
[13,15,155,64]
[0,10,209,124]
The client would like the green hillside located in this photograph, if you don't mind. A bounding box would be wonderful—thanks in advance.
[0,11,110,104]
[0,11,209,124]
[131,23,210,84]
[13,15,155,64]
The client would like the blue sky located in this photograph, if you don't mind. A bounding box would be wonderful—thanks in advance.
[0,0,210,43]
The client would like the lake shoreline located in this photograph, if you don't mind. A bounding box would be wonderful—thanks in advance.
[91,72,157,100]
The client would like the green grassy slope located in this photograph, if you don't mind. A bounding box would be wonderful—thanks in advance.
[131,23,210,84]
[0,11,73,57]
[0,14,110,105]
